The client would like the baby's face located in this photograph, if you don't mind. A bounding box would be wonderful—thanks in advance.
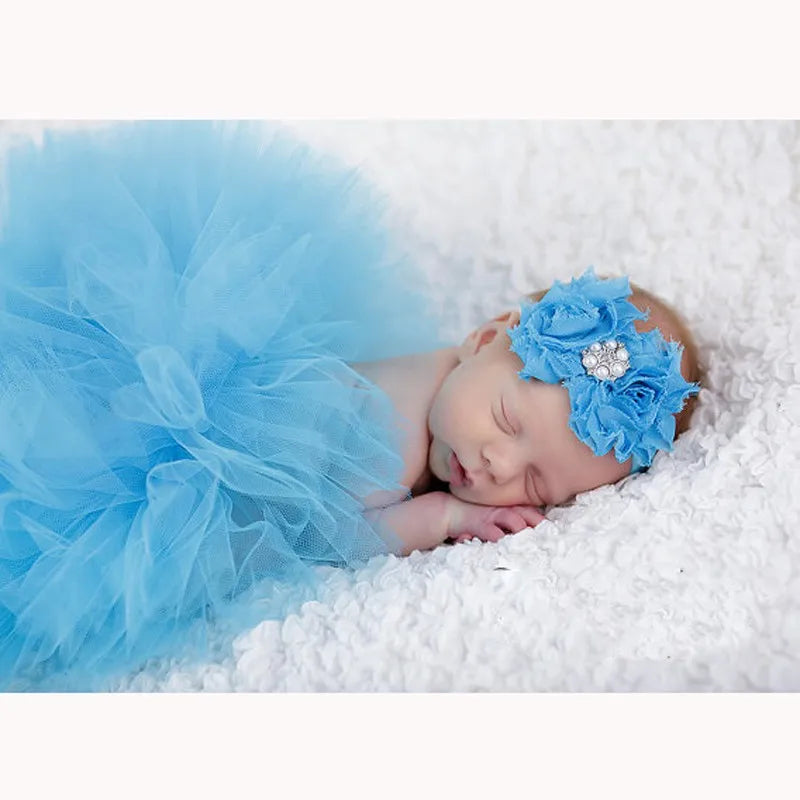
[427,311,632,508]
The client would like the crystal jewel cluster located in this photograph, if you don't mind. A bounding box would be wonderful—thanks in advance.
[580,339,630,381]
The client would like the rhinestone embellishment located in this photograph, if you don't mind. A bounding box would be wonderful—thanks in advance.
[580,339,630,381]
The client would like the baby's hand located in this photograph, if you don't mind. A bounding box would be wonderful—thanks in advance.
[445,497,546,544]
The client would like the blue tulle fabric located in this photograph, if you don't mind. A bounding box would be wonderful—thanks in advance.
[0,122,441,691]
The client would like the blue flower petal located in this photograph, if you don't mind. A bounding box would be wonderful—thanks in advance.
[507,268,698,470]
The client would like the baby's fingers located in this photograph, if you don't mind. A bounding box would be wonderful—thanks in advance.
[490,509,529,535]
[511,506,547,528]
[479,524,507,543]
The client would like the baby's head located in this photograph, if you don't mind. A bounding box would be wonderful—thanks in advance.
[427,269,701,508]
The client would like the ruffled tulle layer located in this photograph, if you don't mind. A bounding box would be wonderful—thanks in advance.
[0,122,439,690]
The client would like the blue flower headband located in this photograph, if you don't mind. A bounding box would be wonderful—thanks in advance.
[507,267,699,472]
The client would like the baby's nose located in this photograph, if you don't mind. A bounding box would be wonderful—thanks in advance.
[481,442,519,484]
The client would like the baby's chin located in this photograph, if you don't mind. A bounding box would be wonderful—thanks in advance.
[446,481,494,506]
[447,482,468,501]
[447,473,548,508]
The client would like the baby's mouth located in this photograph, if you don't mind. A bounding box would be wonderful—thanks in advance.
[448,451,471,488]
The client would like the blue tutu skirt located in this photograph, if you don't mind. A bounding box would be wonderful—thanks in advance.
[0,122,440,690]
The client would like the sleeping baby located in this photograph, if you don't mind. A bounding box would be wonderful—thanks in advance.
[355,268,702,554]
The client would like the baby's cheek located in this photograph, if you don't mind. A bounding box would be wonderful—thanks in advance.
[429,388,458,439]
[561,449,630,498]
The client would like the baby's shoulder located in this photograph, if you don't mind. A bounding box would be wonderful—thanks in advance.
[350,354,434,500]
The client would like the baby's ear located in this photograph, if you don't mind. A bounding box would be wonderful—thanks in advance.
[457,310,519,362]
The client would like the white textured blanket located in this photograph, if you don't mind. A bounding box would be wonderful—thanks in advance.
[4,121,799,691]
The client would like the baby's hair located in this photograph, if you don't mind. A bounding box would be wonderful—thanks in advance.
[525,279,703,440]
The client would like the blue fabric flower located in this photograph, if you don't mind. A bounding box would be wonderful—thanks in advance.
[567,331,695,470]
[507,267,648,383]
[507,268,700,471]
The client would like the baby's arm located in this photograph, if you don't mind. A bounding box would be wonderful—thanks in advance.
[364,492,451,555]
[364,492,546,556]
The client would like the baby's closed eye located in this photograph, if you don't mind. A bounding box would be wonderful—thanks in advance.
[501,396,517,433]
[494,396,516,435]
